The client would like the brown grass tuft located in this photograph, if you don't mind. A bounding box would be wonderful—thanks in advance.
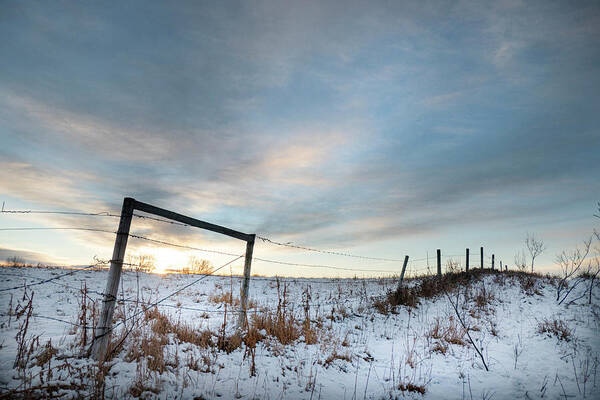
[537,318,573,341]
[399,383,426,395]
[427,317,466,346]
[251,311,300,345]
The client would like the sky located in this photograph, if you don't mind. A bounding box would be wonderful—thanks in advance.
[1,0,599,277]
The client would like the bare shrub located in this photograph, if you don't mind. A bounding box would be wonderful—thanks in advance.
[183,256,213,275]
[556,237,592,305]
[526,233,546,273]
[514,250,528,272]
[445,258,460,274]
[6,256,26,267]
[127,253,156,273]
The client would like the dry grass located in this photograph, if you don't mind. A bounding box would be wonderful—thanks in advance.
[502,270,551,295]
[250,311,300,345]
[473,284,495,310]
[34,340,57,367]
[144,307,213,347]
[302,320,318,345]
[124,307,218,374]
[398,383,426,395]
[537,318,573,341]
[216,332,243,353]
[129,362,161,397]
[379,270,549,314]
[383,270,480,311]
[209,291,240,307]
[426,317,466,346]
[323,349,352,367]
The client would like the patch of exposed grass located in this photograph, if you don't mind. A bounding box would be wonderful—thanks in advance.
[537,318,573,341]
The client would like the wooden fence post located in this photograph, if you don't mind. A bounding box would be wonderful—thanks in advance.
[91,197,134,360]
[466,248,470,273]
[437,249,441,277]
[238,234,255,328]
[480,247,484,270]
[492,254,495,271]
[400,255,409,282]
[500,261,502,272]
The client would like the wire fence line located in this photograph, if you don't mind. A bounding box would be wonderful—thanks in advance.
[1,255,246,334]
[1,225,496,277]
[256,236,406,262]
[3,207,411,262]
[2,207,501,269]
[0,263,105,293]
[1,226,411,274]
[1,206,505,339]
[91,255,244,340]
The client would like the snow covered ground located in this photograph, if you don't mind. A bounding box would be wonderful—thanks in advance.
[0,266,598,399]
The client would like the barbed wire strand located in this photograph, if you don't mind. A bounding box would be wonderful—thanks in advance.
[93,254,244,340]
[257,235,407,262]
[0,264,104,293]
[2,208,412,263]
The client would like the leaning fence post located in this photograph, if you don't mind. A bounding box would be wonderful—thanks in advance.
[238,234,255,328]
[91,197,134,360]
[437,249,441,277]
[480,247,484,270]
[400,255,409,282]
[466,248,470,272]
[492,254,495,271]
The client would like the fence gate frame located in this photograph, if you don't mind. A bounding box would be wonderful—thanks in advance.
[90,197,255,360]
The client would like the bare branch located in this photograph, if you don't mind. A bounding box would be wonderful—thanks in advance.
[556,237,592,305]
[526,233,546,273]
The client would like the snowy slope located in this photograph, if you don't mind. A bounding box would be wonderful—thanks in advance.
[0,266,598,399]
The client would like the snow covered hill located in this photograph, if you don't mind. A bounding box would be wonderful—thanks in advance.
[0,267,598,399]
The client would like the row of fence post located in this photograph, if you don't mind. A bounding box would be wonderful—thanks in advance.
[425,247,503,279]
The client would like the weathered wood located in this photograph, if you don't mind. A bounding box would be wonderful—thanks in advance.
[91,197,134,360]
[134,200,253,242]
[480,247,484,270]
[466,248,470,272]
[437,249,441,277]
[238,234,255,327]
[500,261,502,272]
[492,254,495,271]
[92,196,257,357]
[400,255,409,282]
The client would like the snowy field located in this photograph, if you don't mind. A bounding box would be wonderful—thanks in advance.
[0,266,598,399]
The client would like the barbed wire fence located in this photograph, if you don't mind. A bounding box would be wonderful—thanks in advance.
[0,202,514,359]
